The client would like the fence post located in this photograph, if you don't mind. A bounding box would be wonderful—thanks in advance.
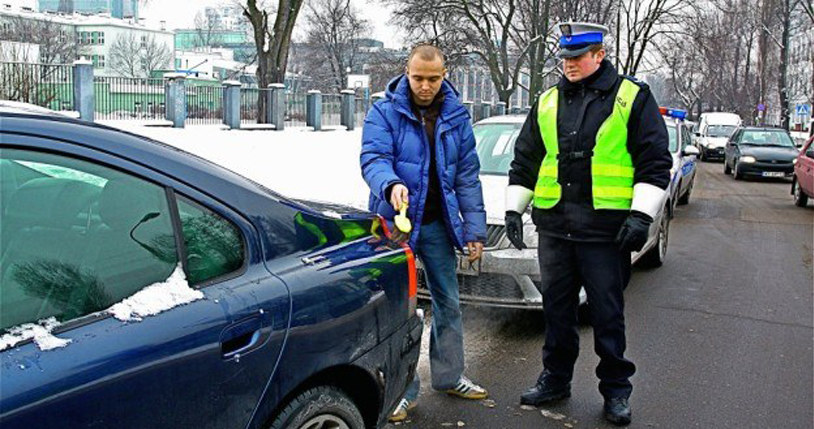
[463,101,474,122]
[269,83,285,131]
[307,90,322,131]
[496,101,506,116]
[480,103,492,120]
[72,59,94,122]
[223,80,241,129]
[340,89,355,130]
[164,74,187,128]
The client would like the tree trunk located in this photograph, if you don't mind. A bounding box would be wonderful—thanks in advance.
[777,0,792,130]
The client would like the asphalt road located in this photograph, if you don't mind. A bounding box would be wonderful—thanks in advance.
[388,162,813,429]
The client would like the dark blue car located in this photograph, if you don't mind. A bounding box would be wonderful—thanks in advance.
[0,104,423,429]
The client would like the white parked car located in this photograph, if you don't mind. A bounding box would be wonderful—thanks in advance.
[695,112,742,161]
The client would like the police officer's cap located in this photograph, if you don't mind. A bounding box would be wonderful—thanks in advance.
[556,22,609,59]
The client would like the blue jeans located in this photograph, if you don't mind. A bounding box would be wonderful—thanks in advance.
[404,221,465,401]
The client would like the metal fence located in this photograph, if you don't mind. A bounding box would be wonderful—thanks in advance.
[239,88,261,124]
[354,97,368,128]
[93,76,165,120]
[0,62,74,111]
[285,91,307,128]
[186,83,223,125]
[322,94,342,127]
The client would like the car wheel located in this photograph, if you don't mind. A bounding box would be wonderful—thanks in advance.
[677,179,693,205]
[638,211,669,268]
[267,386,365,429]
[794,180,809,207]
[733,159,743,180]
[699,149,706,162]
[724,158,732,175]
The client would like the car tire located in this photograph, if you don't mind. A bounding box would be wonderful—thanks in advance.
[677,179,693,205]
[733,159,743,180]
[638,211,669,268]
[699,149,706,162]
[267,386,365,429]
[794,179,809,207]
[724,158,732,175]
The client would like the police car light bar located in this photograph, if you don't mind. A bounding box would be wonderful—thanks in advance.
[659,107,687,120]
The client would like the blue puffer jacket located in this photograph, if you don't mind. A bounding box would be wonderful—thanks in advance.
[360,75,487,250]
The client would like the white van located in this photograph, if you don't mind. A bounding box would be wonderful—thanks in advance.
[695,112,742,161]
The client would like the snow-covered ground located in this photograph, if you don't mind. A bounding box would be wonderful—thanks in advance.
[100,121,372,211]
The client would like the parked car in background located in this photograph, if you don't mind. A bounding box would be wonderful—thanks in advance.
[0,103,422,429]
[661,107,699,206]
[696,112,742,161]
[792,135,814,207]
[724,127,798,180]
[415,113,678,310]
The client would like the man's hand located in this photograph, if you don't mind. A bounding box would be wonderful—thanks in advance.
[505,211,526,250]
[389,183,409,211]
[467,242,483,262]
[615,210,654,252]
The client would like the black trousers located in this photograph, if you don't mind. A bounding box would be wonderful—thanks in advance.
[537,234,636,399]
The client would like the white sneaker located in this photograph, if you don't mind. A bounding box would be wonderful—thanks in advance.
[444,375,488,400]
[388,397,415,423]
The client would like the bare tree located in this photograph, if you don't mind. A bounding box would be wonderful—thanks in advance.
[0,15,84,64]
[615,0,691,75]
[242,0,304,122]
[304,0,371,91]
[194,11,221,49]
[365,49,408,92]
[109,33,173,78]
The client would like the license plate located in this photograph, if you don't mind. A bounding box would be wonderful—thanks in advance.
[762,172,785,177]
[457,254,481,276]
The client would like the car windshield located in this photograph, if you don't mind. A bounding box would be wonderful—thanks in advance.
[740,130,796,147]
[707,125,736,137]
[667,124,678,153]
[473,122,522,175]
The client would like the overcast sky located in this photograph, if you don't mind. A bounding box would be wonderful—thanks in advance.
[140,0,403,49]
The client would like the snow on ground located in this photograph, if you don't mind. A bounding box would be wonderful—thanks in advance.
[109,264,204,322]
[0,317,71,352]
[101,121,372,211]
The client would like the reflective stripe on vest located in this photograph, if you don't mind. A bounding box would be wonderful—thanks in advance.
[533,79,640,210]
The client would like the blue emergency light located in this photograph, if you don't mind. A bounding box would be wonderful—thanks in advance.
[659,107,687,120]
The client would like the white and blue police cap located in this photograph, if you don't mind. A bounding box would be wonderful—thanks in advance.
[557,22,609,59]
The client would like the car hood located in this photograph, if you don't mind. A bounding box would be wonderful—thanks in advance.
[739,146,798,161]
[702,137,729,148]
[480,174,510,224]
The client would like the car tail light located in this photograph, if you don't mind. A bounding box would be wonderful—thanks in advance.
[377,215,417,316]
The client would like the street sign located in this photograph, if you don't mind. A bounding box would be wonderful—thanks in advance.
[757,103,766,112]
[796,104,811,116]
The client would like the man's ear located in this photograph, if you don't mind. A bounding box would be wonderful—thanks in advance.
[442,68,448,78]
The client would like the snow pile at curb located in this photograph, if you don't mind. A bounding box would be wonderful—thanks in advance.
[109,264,204,321]
[0,317,71,352]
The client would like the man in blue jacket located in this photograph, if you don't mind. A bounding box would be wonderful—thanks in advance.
[360,44,488,422]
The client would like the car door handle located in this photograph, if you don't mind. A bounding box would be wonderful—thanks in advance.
[220,316,264,359]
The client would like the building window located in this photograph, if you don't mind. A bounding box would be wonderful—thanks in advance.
[99,31,105,45]
[90,31,97,45]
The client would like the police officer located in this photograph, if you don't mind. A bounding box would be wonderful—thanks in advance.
[504,22,671,426]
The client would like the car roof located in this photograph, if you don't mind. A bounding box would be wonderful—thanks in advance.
[0,109,289,214]
[739,126,788,132]
[474,114,527,125]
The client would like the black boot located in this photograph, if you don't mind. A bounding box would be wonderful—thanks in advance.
[519,371,571,406]
[603,397,632,426]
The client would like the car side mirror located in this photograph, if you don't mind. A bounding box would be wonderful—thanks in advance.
[682,146,700,157]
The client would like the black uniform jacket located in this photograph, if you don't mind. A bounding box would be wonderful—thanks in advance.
[508,59,672,242]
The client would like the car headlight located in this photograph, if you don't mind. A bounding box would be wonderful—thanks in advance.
[740,156,756,163]
[523,222,538,248]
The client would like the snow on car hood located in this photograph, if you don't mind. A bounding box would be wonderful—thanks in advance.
[0,317,71,352]
[109,264,204,322]
[701,137,728,148]
[479,174,510,224]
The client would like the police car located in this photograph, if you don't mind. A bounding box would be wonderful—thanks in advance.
[416,113,684,310]
[660,107,699,206]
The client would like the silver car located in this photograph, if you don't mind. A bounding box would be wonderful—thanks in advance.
[418,114,686,310]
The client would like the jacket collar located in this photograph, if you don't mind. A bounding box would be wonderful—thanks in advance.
[386,75,469,128]
[557,59,619,93]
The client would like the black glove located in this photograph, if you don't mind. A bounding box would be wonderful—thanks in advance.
[615,210,654,252]
[505,211,526,250]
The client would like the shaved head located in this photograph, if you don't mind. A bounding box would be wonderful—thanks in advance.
[407,44,445,66]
